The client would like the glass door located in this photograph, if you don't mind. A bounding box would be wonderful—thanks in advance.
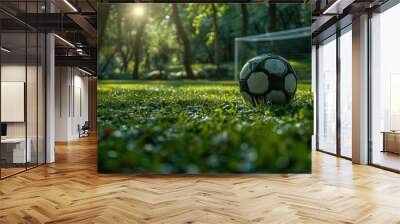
[27,30,38,170]
[1,30,28,178]
[339,26,352,158]
[38,32,46,166]
[317,34,337,154]
[0,1,46,179]
[370,3,400,171]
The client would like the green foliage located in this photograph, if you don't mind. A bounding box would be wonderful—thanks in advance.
[98,80,312,174]
[289,56,311,80]
[99,3,311,80]
[188,4,228,46]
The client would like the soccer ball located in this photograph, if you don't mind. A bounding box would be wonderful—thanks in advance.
[239,54,297,105]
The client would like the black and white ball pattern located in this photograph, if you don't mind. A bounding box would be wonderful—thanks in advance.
[239,54,297,105]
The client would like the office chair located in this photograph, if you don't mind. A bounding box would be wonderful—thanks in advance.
[78,121,90,138]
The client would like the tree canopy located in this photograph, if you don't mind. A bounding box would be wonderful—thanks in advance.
[98,3,311,80]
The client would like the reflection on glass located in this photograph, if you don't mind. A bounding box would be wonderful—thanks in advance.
[1,31,27,177]
[340,27,352,158]
[27,31,38,169]
[0,1,47,179]
[38,33,46,165]
[317,35,337,154]
[371,4,400,171]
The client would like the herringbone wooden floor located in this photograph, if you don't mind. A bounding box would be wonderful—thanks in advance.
[1,135,400,224]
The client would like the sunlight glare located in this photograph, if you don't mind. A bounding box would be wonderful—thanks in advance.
[132,6,145,17]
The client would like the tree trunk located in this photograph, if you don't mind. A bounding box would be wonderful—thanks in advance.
[132,20,147,80]
[123,57,129,74]
[117,15,130,75]
[101,49,117,73]
[98,7,111,50]
[171,4,194,79]
[268,3,277,33]
[211,4,221,80]
[144,49,151,71]
[241,4,249,36]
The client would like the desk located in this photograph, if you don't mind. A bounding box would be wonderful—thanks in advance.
[1,138,31,163]
[382,131,400,154]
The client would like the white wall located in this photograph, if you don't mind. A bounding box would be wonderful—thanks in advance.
[72,72,89,138]
[55,67,89,141]
[1,65,41,138]
[55,66,70,141]
[1,65,26,81]
[1,63,46,164]
[1,65,26,138]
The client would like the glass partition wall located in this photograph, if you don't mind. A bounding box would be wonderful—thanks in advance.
[339,26,352,159]
[316,25,352,159]
[315,0,400,172]
[0,2,46,179]
[0,30,27,177]
[370,3,400,171]
[317,35,337,154]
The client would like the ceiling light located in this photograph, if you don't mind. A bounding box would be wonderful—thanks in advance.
[323,0,340,14]
[63,0,78,12]
[76,48,86,55]
[1,47,11,53]
[54,34,75,48]
[78,67,92,76]
[322,0,353,15]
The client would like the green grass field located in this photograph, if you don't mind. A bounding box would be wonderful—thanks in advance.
[98,80,313,174]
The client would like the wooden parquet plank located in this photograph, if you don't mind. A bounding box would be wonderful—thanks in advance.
[0,135,400,223]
